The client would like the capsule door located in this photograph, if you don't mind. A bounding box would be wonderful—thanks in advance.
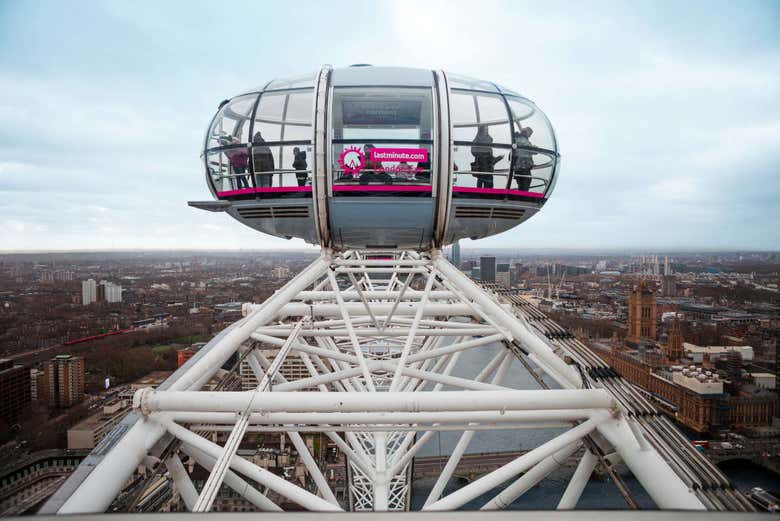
[324,82,438,250]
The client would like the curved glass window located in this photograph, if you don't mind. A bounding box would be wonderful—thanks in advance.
[206,95,257,149]
[506,96,557,195]
[264,71,316,91]
[447,73,499,92]
[204,95,257,193]
[204,88,313,196]
[331,87,434,193]
[449,83,558,197]
[450,90,512,191]
[251,89,314,190]
[206,149,251,193]
[507,97,555,150]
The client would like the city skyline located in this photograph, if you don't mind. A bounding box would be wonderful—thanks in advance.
[1,1,779,250]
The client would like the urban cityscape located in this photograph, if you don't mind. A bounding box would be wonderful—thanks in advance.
[0,247,778,513]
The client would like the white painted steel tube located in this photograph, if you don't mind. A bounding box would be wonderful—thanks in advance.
[424,429,475,507]
[295,290,455,300]
[139,389,615,414]
[253,327,496,337]
[333,259,431,266]
[164,409,595,425]
[189,423,575,433]
[557,448,598,509]
[424,413,606,511]
[424,351,512,507]
[265,358,506,394]
[390,270,436,391]
[374,431,389,510]
[406,334,504,363]
[267,302,474,318]
[597,418,705,510]
[287,431,340,506]
[58,418,167,513]
[165,454,198,511]
[433,254,582,389]
[181,444,282,512]
[334,267,427,274]
[161,418,340,511]
[327,270,376,392]
[169,255,329,392]
[251,333,358,365]
[325,432,374,478]
[481,442,581,510]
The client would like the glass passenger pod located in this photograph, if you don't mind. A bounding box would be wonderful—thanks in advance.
[447,73,558,203]
[203,72,316,201]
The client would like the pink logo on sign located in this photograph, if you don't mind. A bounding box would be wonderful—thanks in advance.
[370,148,428,163]
[339,146,365,176]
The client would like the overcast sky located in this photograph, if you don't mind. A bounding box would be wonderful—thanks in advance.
[1,0,778,252]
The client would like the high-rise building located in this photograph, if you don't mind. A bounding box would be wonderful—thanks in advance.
[626,280,657,345]
[54,270,74,281]
[240,350,309,391]
[452,241,461,268]
[100,281,123,303]
[662,275,677,297]
[0,359,31,426]
[82,279,97,306]
[43,355,85,408]
[479,256,496,283]
[660,255,676,297]
[30,368,44,401]
[496,263,510,288]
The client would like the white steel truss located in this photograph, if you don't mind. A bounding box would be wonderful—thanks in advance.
[50,249,741,514]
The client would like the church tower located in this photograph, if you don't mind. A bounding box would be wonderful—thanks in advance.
[666,312,684,362]
[627,280,657,346]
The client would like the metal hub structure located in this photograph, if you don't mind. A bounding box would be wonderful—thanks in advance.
[43,250,753,514]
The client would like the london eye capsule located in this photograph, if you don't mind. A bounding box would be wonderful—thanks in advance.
[190,65,560,250]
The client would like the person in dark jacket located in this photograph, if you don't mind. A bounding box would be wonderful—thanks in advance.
[252,132,275,187]
[471,125,503,189]
[510,127,535,191]
[292,147,308,186]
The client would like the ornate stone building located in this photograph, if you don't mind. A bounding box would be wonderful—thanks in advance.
[665,314,684,362]
[626,280,657,346]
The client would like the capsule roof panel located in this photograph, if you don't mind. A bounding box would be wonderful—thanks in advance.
[331,66,435,87]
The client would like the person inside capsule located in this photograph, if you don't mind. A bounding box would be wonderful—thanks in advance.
[471,125,503,189]
[252,131,275,188]
[511,126,535,191]
[292,147,308,186]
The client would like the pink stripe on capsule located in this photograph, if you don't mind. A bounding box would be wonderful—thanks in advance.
[332,185,432,193]
[452,187,545,198]
[217,186,313,197]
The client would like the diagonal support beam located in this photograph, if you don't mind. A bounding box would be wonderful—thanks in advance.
[192,322,302,511]
[424,412,608,511]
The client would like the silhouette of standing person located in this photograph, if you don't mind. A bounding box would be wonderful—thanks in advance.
[252,132,275,187]
[511,127,534,191]
[292,147,308,187]
[471,125,502,189]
